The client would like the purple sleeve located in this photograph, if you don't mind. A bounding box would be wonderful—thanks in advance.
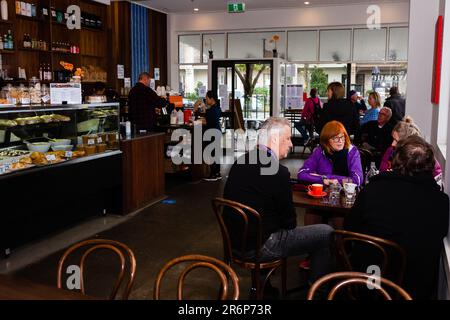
[326,147,363,186]
[434,159,442,177]
[379,147,393,172]
[297,148,323,184]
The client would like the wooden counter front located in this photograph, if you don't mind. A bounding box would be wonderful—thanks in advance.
[121,133,166,214]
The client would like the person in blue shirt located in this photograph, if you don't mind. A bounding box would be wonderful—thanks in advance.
[360,92,382,126]
[203,90,223,181]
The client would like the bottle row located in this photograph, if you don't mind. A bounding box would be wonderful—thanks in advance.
[22,34,48,51]
[0,30,14,50]
[14,1,103,29]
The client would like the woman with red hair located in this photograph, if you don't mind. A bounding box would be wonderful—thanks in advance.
[298,121,363,228]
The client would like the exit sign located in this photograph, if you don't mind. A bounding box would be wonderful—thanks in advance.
[228,3,245,13]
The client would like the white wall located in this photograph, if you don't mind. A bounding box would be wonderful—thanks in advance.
[168,2,410,89]
[406,0,440,143]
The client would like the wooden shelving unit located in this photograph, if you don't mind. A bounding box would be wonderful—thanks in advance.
[0,0,108,88]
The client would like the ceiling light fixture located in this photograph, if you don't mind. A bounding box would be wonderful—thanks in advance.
[304,1,310,4]
[194,8,199,12]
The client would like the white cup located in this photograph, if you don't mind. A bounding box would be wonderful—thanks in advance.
[344,182,357,194]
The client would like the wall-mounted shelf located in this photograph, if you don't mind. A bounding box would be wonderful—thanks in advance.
[19,47,51,53]
[15,15,48,23]
[0,49,15,54]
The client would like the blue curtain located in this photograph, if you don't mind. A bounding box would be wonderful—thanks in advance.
[131,4,149,86]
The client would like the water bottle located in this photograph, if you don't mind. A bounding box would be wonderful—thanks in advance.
[177,109,184,124]
[170,109,177,125]
[365,162,379,185]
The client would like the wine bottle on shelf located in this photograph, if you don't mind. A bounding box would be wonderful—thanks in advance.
[0,36,3,50]
[7,30,13,50]
[39,64,43,81]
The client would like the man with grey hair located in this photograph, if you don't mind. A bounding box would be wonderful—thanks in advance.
[358,106,394,167]
[223,116,333,298]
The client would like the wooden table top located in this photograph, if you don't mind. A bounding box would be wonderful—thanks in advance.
[0,274,97,300]
[292,190,352,215]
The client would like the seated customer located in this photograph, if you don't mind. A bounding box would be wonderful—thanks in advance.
[298,120,363,227]
[358,107,394,167]
[294,88,321,143]
[345,136,449,299]
[360,92,382,126]
[380,117,442,185]
[223,117,333,287]
[298,120,363,186]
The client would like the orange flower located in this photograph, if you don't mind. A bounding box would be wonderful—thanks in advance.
[272,35,280,41]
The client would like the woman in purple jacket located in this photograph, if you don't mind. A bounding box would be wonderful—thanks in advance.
[298,120,363,227]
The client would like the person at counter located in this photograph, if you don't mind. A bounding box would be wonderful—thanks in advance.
[203,90,222,182]
[348,90,367,115]
[128,72,166,132]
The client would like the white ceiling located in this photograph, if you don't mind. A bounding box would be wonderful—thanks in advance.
[131,0,409,14]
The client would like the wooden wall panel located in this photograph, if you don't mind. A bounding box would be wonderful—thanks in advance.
[148,9,167,88]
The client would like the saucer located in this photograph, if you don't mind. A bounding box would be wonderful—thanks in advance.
[307,190,327,198]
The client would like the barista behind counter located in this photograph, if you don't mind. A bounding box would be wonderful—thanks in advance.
[128,72,167,132]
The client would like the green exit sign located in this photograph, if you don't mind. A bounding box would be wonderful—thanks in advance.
[228,3,245,13]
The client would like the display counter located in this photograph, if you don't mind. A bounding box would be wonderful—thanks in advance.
[0,102,122,258]
[120,132,166,214]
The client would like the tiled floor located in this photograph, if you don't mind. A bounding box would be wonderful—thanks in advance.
[1,151,311,300]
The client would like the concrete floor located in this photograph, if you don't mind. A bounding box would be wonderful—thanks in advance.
[1,151,311,300]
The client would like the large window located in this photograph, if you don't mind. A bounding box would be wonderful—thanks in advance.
[202,34,226,63]
[388,27,409,61]
[353,28,387,61]
[287,31,317,61]
[179,35,201,64]
[319,29,352,62]
[228,32,286,59]
[179,65,208,104]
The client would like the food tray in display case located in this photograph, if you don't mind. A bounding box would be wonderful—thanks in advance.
[0,102,120,177]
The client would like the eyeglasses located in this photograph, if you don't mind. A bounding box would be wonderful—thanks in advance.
[331,135,346,143]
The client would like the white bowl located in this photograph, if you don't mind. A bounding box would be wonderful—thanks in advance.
[50,139,71,147]
[51,145,73,151]
[27,142,51,153]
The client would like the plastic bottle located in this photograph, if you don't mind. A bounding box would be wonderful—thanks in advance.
[365,162,379,185]
[177,109,184,124]
[1,0,8,21]
[170,109,177,125]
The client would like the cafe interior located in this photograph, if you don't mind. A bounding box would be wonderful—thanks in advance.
[0,0,450,302]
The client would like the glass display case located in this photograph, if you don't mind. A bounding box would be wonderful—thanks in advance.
[0,102,120,176]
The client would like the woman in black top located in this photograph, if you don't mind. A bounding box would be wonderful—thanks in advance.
[317,82,360,136]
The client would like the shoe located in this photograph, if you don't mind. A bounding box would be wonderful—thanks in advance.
[203,175,219,182]
[215,173,222,180]
[298,259,310,270]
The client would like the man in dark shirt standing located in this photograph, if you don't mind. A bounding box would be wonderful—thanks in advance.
[223,117,333,287]
[128,72,166,132]
[384,86,406,125]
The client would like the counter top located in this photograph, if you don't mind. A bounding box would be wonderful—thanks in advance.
[0,102,119,114]
[120,132,165,142]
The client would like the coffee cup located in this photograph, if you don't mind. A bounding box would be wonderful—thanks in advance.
[308,184,323,195]
[343,182,357,194]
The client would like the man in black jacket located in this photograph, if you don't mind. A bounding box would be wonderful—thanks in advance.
[384,86,406,125]
[128,72,167,132]
[345,136,449,299]
[223,117,333,284]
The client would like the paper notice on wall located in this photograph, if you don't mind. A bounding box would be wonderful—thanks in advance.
[124,78,131,88]
[50,83,82,105]
[117,65,124,79]
[221,96,229,111]
[286,64,296,78]
[198,86,207,98]
[219,84,228,98]
[150,79,156,90]
[154,68,160,81]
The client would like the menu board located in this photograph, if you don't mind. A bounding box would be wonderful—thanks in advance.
[50,83,82,105]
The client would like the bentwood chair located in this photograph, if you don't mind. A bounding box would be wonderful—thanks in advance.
[307,271,412,300]
[333,230,407,286]
[57,239,137,300]
[153,254,240,300]
[212,197,287,300]
[357,147,373,178]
